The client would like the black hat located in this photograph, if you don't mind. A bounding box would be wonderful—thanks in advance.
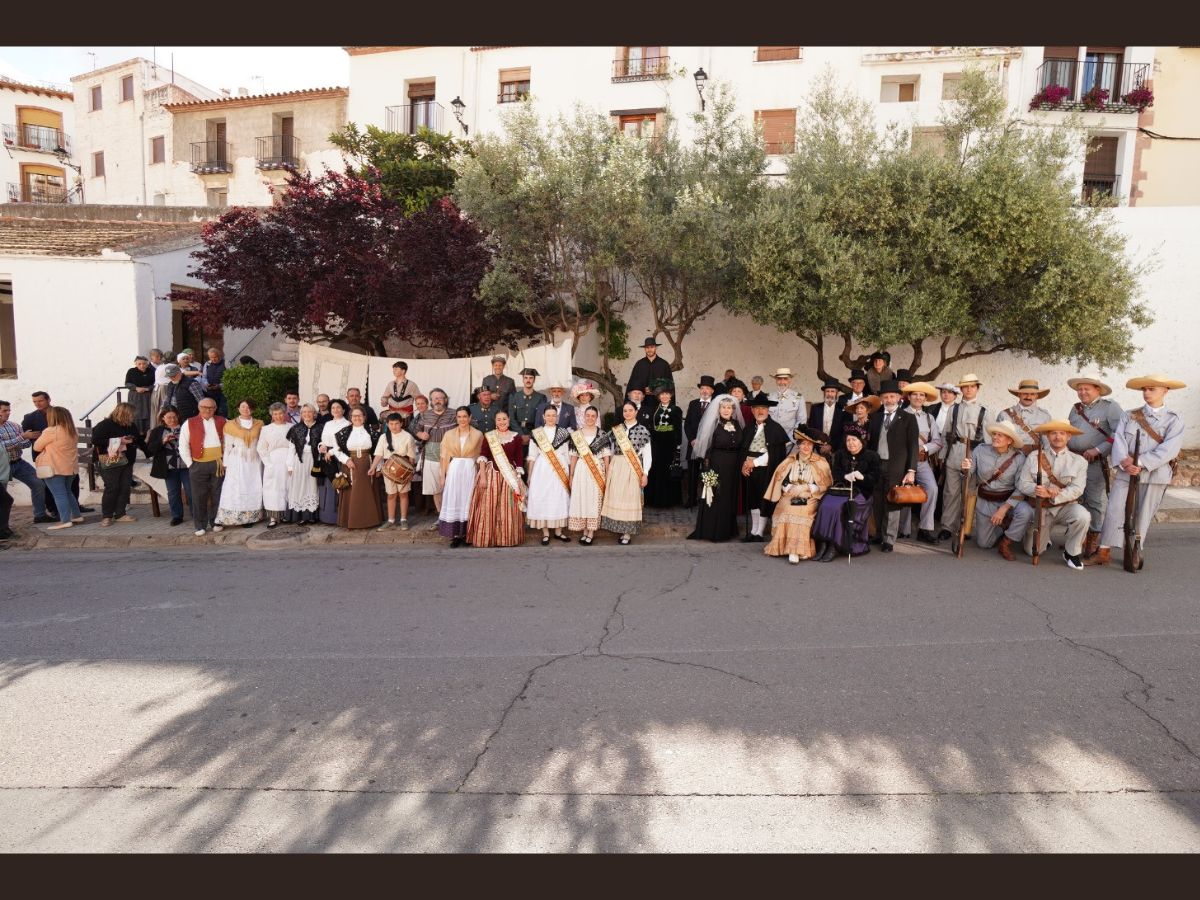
[792,424,830,445]
[748,395,778,408]
[821,378,843,391]
[641,337,662,348]
[697,375,717,389]
[896,369,913,381]
[519,367,540,377]
[649,377,674,395]
[724,378,748,395]
[848,369,867,382]
[869,350,891,364]
[878,379,903,395]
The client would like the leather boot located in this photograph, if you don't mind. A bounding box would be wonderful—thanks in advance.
[818,542,838,562]
[1083,529,1101,559]
[997,535,1015,561]
[1083,547,1111,567]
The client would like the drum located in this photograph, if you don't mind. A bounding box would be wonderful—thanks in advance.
[382,453,415,485]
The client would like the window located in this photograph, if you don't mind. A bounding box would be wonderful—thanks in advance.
[1085,46,1126,98]
[614,46,668,79]
[911,126,949,158]
[207,188,228,208]
[756,46,801,62]
[880,76,920,103]
[0,282,15,378]
[498,67,531,103]
[755,108,797,155]
[407,80,437,132]
[150,136,165,164]
[121,74,134,102]
[1083,135,1120,200]
[618,113,657,138]
[90,84,102,111]
[941,73,963,100]
[93,151,105,177]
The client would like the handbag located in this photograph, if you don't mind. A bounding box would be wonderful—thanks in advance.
[887,484,928,505]
[331,470,351,491]
[36,464,54,479]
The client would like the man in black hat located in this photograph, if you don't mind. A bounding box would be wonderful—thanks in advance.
[895,369,913,409]
[468,386,500,433]
[807,378,846,452]
[626,337,673,398]
[684,375,717,508]
[837,369,872,411]
[867,380,920,551]
[740,395,790,541]
[508,368,545,442]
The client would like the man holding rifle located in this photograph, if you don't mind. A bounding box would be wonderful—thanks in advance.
[1089,374,1186,570]
[1067,376,1124,560]
[1016,420,1091,569]
[936,374,993,543]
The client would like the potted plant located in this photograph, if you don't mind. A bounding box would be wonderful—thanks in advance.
[1082,85,1110,111]
[1029,84,1071,110]
[1121,87,1154,112]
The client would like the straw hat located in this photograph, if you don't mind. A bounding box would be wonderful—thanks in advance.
[571,381,598,401]
[1008,379,1050,399]
[985,421,1023,445]
[844,395,882,415]
[545,378,569,392]
[1033,419,1084,436]
[958,373,983,387]
[1126,374,1186,390]
[935,382,962,396]
[904,381,939,400]
[1066,376,1111,396]
[772,367,795,379]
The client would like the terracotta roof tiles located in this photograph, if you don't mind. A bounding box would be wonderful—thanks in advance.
[0,216,205,258]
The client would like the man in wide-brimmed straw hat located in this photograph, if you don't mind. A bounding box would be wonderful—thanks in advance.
[900,382,944,544]
[1090,374,1187,569]
[767,367,805,436]
[534,378,577,430]
[937,373,995,542]
[997,378,1052,456]
[1066,375,1124,557]
[1016,419,1090,569]
[961,420,1032,560]
[626,336,673,398]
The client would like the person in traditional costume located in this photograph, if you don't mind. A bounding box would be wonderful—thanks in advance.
[416,388,456,523]
[316,399,351,525]
[812,424,881,560]
[526,404,574,545]
[214,399,264,528]
[284,403,321,525]
[567,405,610,544]
[961,420,1031,559]
[841,395,880,450]
[764,425,834,563]
[257,402,293,528]
[687,395,744,542]
[645,381,683,508]
[898,382,944,544]
[379,360,421,419]
[865,350,894,396]
[438,406,484,547]
[725,380,753,430]
[124,355,155,435]
[466,410,527,547]
[373,412,417,530]
[405,394,428,504]
[333,406,383,530]
[739,394,790,542]
[601,400,653,545]
[572,381,599,431]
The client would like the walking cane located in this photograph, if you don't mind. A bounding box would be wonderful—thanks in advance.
[846,476,854,565]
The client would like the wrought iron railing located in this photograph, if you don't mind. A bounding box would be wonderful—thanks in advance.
[1082,173,1119,201]
[6,181,69,203]
[255,134,302,170]
[2,123,70,154]
[191,140,233,174]
[612,55,671,82]
[1033,58,1150,109]
[384,101,444,134]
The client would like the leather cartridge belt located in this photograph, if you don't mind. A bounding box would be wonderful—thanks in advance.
[976,485,1013,503]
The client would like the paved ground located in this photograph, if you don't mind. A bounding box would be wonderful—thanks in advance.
[2,526,1199,851]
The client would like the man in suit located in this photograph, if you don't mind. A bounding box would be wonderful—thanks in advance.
[627,388,653,429]
[534,382,578,430]
[684,376,717,508]
[481,356,517,413]
[626,337,673,398]
[867,380,920,552]
[747,376,768,403]
[837,369,872,410]
[739,396,790,541]
[807,378,846,453]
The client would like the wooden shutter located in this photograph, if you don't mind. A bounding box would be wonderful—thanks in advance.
[90,85,102,110]
[151,136,165,164]
[1044,46,1079,60]
[757,46,800,62]
[898,81,916,102]
[408,80,435,99]
[1084,136,1119,175]
[499,67,531,83]
[121,75,134,102]
[755,109,796,154]
[93,151,105,177]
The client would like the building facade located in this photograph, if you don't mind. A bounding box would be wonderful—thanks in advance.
[1,77,79,206]
[1130,47,1200,206]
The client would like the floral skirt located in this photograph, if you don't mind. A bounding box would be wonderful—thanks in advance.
[466,461,525,547]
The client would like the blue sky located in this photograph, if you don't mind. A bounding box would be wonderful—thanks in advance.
[0,47,349,94]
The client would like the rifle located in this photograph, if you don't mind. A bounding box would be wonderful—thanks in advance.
[1031,463,1044,566]
[954,425,976,558]
[1123,429,1143,573]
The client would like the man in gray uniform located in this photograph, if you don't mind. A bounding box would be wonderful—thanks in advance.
[481,356,517,413]
[962,420,1031,559]
[1017,419,1091,569]
[899,382,943,544]
[767,367,805,436]
[937,373,994,541]
[508,368,545,442]
[996,379,1052,455]
[1067,375,1124,559]
[1090,374,1186,568]
[468,386,500,433]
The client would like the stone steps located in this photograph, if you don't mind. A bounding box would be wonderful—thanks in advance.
[264,336,299,368]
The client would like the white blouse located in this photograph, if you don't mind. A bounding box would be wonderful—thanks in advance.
[334,425,374,462]
[320,418,350,454]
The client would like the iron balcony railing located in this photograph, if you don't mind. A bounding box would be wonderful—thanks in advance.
[255,134,302,170]
[1082,173,1119,201]
[191,140,233,174]
[385,101,444,135]
[612,55,671,82]
[2,122,71,154]
[1033,58,1150,109]
[7,181,70,203]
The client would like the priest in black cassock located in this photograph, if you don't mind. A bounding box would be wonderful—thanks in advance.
[739,395,791,541]
[626,337,674,398]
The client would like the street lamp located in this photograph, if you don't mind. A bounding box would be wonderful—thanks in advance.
[450,96,469,136]
[693,67,708,111]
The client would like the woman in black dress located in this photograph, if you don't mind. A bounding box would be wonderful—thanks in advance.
[645,383,683,508]
[688,396,745,542]
[812,425,882,560]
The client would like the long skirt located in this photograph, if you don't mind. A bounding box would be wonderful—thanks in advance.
[466,461,525,547]
[262,446,290,517]
[526,461,570,529]
[600,456,643,536]
[317,479,339,524]
[216,448,263,526]
[689,448,742,542]
[645,430,682,507]
[437,456,476,538]
[337,455,383,529]
[812,492,872,556]
[765,497,822,558]
[568,462,604,531]
[286,446,320,523]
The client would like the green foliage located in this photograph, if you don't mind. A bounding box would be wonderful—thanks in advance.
[330,123,468,214]
[222,365,298,422]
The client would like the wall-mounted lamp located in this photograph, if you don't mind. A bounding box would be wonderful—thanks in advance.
[450,96,469,136]
[693,68,708,112]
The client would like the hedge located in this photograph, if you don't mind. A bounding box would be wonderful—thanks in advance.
[221,365,299,422]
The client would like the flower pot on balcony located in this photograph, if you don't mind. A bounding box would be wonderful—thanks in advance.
[1029,84,1071,111]
[1121,87,1154,112]
[1081,86,1110,111]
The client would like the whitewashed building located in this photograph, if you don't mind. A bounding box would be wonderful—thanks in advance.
[1,76,79,205]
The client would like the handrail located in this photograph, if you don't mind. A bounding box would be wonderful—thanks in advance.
[80,385,126,427]
[226,326,268,367]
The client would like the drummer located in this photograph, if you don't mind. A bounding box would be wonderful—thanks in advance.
[372,412,417,531]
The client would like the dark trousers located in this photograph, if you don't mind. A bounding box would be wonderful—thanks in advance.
[99,463,134,519]
[0,481,12,532]
[164,468,192,521]
[189,460,223,530]
[686,459,702,508]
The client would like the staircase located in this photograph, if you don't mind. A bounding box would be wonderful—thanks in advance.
[265,336,299,368]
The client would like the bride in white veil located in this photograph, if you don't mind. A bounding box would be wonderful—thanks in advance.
[692,394,746,461]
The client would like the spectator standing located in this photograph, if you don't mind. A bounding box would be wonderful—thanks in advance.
[178,397,226,536]
[24,391,89,516]
[0,399,51,522]
[124,356,155,434]
[0,425,11,540]
[161,364,205,423]
[91,401,148,526]
[149,349,171,425]
[33,406,84,530]
[201,348,229,417]
[147,405,191,526]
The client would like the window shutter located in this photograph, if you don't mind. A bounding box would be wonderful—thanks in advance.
[1044,46,1079,60]
[757,46,801,62]
[499,67,531,83]
[408,80,435,100]
[755,109,796,154]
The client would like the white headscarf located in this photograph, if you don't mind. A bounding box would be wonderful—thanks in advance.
[692,394,745,459]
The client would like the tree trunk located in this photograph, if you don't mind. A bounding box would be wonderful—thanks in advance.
[573,365,623,413]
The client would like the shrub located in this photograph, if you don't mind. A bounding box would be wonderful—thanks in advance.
[1122,87,1154,111]
[221,365,298,422]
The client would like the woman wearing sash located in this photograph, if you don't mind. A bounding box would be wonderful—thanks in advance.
[568,405,610,545]
[526,404,574,545]
[257,402,293,529]
[764,425,834,564]
[316,398,351,525]
[438,406,484,547]
[601,401,653,545]
[466,410,527,547]
[215,399,264,527]
[284,403,321,525]
[687,395,744,542]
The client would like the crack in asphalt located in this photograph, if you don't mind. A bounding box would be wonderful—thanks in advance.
[1020,594,1200,765]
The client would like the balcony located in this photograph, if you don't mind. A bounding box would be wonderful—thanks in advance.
[1032,58,1151,112]
[191,141,233,174]
[256,134,302,171]
[2,123,71,155]
[1082,173,1119,201]
[612,55,671,82]
[384,102,444,135]
[7,182,71,203]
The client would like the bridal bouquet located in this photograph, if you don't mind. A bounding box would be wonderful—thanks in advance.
[700,469,719,507]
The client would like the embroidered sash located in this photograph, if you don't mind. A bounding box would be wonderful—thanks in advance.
[1036,451,1068,490]
[571,429,606,493]
[612,424,645,480]
[486,430,526,510]
[533,428,571,491]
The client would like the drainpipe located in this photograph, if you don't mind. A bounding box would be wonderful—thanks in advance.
[138,64,149,204]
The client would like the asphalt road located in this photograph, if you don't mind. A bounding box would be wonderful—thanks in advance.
[2,527,1199,852]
